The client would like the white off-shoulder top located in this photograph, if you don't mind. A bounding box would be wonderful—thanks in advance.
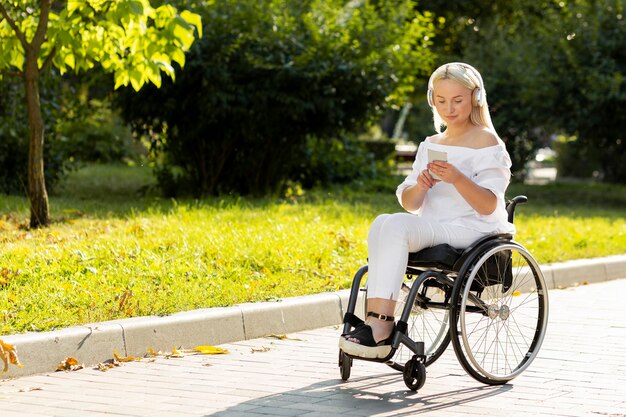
[395,137,516,235]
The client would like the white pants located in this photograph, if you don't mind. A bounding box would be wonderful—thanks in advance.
[366,213,488,300]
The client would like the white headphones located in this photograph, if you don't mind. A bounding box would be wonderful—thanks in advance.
[427,62,485,108]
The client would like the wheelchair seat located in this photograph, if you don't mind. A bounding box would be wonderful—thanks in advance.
[407,233,514,272]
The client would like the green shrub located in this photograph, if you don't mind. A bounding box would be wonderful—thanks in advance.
[56,97,139,164]
[293,135,394,188]
[554,134,601,179]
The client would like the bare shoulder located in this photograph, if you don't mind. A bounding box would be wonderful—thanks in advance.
[426,133,445,144]
[471,128,499,149]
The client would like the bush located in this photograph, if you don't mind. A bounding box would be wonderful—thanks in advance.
[116,0,435,197]
[56,97,139,164]
[293,135,394,189]
[554,135,601,180]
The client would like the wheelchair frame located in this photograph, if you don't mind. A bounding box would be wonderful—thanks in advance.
[339,196,550,390]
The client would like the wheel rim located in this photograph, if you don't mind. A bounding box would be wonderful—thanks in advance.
[459,243,549,382]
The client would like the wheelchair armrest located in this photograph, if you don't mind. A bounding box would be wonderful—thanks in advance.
[506,195,528,224]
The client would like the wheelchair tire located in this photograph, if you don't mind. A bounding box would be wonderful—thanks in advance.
[403,358,426,391]
[339,350,352,381]
[386,280,451,372]
[450,242,549,384]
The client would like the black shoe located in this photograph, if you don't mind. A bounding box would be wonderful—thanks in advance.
[339,325,393,359]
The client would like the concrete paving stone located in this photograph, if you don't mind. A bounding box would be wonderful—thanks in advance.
[247,405,312,416]
[151,412,209,417]
[207,411,271,417]
[1,410,52,417]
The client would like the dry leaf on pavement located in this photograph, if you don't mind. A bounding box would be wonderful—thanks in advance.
[251,346,271,353]
[192,345,229,355]
[114,350,142,363]
[0,339,23,372]
[265,334,303,341]
[56,357,84,372]
[96,362,119,372]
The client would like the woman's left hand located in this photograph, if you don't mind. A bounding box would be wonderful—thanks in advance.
[427,161,464,184]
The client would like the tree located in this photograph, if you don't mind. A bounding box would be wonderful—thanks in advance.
[553,0,625,182]
[117,0,435,197]
[0,0,202,227]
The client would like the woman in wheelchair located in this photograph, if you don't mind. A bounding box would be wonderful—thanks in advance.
[339,62,517,359]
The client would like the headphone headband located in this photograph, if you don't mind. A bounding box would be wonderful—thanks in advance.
[427,62,485,107]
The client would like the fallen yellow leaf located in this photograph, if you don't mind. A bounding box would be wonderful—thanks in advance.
[193,345,229,355]
[167,346,184,358]
[265,334,303,341]
[0,339,23,372]
[265,334,288,340]
[114,350,142,363]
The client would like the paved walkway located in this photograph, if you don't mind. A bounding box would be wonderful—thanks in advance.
[1,278,626,417]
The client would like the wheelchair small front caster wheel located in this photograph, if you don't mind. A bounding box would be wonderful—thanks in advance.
[339,350,352,381]
[403,358,426,391]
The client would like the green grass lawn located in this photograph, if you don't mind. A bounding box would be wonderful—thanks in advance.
[1,164,625,335]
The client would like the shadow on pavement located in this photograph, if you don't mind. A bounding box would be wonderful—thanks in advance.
[204,371,513,416]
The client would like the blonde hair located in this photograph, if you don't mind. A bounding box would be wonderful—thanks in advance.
[427,62,496,134]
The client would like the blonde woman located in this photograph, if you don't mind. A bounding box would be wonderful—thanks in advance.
[339,62,516,358]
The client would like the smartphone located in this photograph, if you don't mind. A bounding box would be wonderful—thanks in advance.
[427,149,448,180]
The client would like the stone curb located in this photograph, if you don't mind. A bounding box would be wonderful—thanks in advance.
[2,254,625,379]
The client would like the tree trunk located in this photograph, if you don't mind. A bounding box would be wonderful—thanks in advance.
[24,48,49,228]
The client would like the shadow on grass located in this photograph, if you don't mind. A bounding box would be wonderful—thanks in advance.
[4,163,625,223]
[44,164,399,221]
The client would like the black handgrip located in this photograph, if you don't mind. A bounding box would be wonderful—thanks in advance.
[506,195,528,223]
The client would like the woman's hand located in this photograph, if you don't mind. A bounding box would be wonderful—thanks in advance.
[417,169,439,189]
[427,161,463,184]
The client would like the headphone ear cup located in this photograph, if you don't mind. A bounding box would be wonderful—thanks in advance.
[427,88,434,107]
[473,88,483,107]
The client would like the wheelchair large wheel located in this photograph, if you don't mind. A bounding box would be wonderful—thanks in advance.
[450,243,549,384]
[386,278,451,372]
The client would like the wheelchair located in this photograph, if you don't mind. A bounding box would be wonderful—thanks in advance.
[339,195,549,391]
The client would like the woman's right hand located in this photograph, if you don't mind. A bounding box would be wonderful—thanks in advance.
[401,170,432,211]
[417,169,439,190]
